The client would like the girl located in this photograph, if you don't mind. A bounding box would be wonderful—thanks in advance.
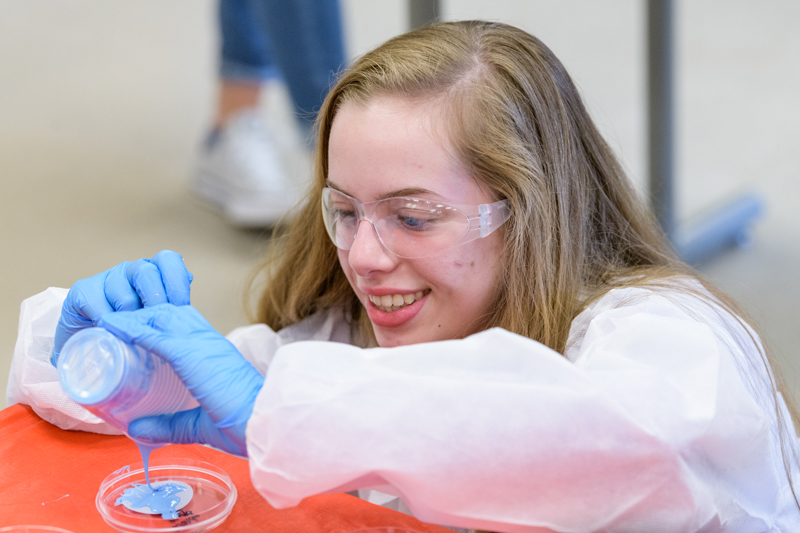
[9,21,800,532]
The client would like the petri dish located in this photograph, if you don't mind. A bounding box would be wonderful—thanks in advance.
[0,526,72,533]
[96,458,236,533]
[347,526,422,533]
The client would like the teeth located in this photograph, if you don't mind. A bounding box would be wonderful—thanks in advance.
[368,291,426,312]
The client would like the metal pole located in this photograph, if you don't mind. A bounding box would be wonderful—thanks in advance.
[648,0,675,240]
[647,0,764,264]
[408,0,440,30]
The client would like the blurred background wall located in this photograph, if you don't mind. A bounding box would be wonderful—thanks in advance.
[2,0,799,408]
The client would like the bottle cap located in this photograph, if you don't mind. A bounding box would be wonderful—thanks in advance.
[58,327,127,406]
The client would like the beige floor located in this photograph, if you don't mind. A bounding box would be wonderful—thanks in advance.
[2,1,799,409]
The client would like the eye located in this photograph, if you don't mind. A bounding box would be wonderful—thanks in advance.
[399,215,428,231]
[329,200,356,218]
[394,207,447,232]
[334,209,358,226]
[381,198,458,235]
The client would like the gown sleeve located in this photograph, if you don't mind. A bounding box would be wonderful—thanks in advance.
[6,288,352,435]
[246,288,800,532]
[6,287,121,433]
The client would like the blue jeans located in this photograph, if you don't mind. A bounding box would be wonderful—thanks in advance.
[219,0,345,132]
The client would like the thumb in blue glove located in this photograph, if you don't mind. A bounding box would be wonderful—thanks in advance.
[98,304,264,457]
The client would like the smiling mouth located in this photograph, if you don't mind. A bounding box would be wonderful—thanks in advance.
[367,290,429,312]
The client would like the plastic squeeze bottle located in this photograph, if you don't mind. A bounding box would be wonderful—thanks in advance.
[57,327,198,438]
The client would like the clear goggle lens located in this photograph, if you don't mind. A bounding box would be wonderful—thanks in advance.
[321,188,510,258]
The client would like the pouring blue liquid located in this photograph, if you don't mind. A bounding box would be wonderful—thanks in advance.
[56,328,198,520]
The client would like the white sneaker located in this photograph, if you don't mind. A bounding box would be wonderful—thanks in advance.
[191,109,300,227]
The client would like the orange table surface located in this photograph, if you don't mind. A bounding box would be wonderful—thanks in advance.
[0,404,450,532]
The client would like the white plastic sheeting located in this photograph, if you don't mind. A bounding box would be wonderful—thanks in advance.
[8,285,800,532]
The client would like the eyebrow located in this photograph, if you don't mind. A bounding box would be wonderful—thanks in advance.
[326,180,438,201]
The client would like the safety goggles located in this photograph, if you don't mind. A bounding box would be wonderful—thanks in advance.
[321,187,511,258]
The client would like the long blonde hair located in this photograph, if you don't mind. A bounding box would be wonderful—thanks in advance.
[253,20,677,345]
[249,20,799,504]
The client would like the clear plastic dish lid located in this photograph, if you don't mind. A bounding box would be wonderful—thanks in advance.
[96,458,236,533]
[0,526,72,533]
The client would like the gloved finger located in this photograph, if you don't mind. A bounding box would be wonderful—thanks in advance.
[151,250,193,306]
[69,272,117,320]
[126,259,169,307]
[52,309,94,365]
[53,269,120,365]
[98,305,220,378]
[129,407,243,454]
[98,304,212,354]
[128,407,206,445]
[103,262,142,312]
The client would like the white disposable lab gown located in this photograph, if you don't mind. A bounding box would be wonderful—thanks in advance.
[7,284,800,532]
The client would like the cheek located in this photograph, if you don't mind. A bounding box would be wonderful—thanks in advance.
[437,245,499,293]
[459,235,502,273]
[337,250,355,284]
[448,237,504,303]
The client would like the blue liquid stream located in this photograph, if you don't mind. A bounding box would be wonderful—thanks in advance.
[139,443,155,489]
[114,443,188,520]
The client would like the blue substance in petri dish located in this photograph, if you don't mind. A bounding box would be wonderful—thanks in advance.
[116,482,188,519]
[114,442,191,520]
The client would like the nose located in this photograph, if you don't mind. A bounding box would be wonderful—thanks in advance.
[346,220,398,276]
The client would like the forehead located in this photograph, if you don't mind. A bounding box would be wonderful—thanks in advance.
[327,96,489,205]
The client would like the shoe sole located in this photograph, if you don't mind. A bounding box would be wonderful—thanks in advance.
[191,168,299,227]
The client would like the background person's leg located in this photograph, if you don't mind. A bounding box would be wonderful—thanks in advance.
[251,0,346,141]
[216,0,277,128]
[219,0,276,83]
[192,0,296,228]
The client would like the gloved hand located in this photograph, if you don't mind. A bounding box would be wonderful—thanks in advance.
[52,250,193,367]
[98,304,264,457]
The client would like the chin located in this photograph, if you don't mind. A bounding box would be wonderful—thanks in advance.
[374,331,413,348]
[373,326,449,348]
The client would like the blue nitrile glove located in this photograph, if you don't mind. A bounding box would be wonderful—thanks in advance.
[52,250,193,367]
[98,304,264,457]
